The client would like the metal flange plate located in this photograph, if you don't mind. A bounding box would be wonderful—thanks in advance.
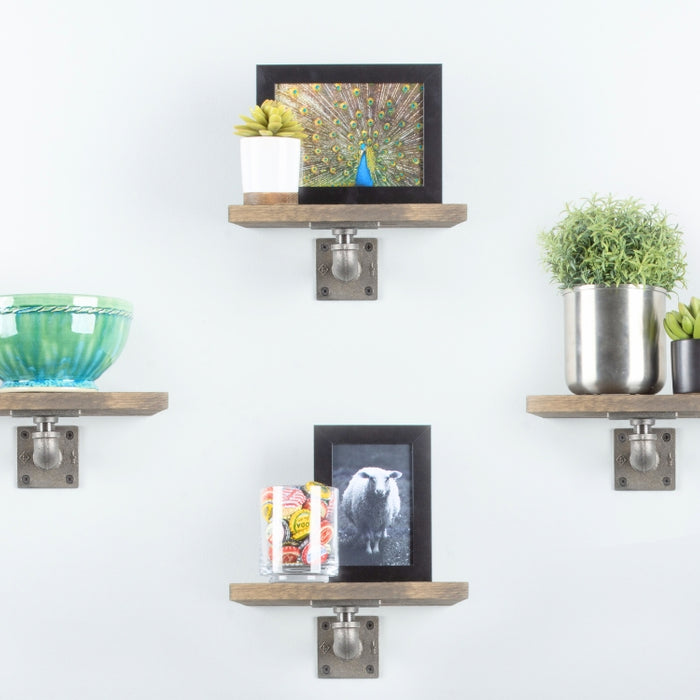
[613,428,675,491]
[17,426,79,488]
[316,238,378,300]
[317,615,379,678]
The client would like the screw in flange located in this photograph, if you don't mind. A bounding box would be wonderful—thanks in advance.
[66,475,74,485]
[662,476,672,486]
[66,431,74,440]
[365,620,375,630]
[21,474,30,485]
[320,287,330,297]
[618,477,628,488]
[662,433,672,442]
[321,665,331,676]
[617,433,627,442]
[320,242,330,252]
[320,621,331,631]
[365,665,375,675]
[364,242,374,252]
[364,286,374,296]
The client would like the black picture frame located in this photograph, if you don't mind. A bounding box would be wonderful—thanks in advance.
[256,64,442,205]
[314,425,431,582]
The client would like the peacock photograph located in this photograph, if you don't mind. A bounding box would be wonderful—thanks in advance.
[274,81,425,189]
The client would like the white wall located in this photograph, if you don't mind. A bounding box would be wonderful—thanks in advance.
[2,1,700,698]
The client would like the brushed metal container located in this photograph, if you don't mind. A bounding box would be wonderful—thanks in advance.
[670,338,700,393]
[564,285,667,394]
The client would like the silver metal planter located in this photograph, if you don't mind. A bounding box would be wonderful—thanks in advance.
[564,285,667,394]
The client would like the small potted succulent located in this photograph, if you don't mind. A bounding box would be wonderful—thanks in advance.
[539,194,686,394]
[664,297,700,393]
[235,99,306,205]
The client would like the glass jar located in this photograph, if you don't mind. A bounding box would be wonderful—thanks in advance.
[260,482,338,582]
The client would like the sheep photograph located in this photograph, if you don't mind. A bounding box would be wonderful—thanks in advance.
[331,443,413,568]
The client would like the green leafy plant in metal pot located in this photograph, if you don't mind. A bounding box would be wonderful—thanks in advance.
[234,99,307,139]
[539,194,687,291]
[665,297,700,340]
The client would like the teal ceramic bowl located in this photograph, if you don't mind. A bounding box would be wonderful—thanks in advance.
[0,294,133,390]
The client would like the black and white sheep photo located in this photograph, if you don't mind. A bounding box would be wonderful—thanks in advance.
[329,440,413,567]
[340,466,404,559]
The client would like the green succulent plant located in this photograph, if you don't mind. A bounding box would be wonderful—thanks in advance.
[539,194,686,291]
[234,99,306,139]
[665,297,700,340]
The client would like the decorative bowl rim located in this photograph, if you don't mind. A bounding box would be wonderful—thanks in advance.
[0,293,133,317]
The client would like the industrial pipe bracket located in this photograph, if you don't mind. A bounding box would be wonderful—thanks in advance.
[16,416,79,488]
[315,228,378,300]
[316,606,379,678]
[613,419,675,491]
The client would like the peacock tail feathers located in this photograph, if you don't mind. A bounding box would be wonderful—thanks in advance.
[275,82,425,188]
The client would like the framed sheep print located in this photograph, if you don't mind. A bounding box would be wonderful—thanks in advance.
[256,64,442,204]
[314,425,431,582]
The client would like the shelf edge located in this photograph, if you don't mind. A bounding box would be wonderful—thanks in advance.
[0,391,169,417]
[228,203,468,229]
[228,581,469,607]
[526,393,700,419]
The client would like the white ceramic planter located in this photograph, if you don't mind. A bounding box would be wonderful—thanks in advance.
[240,137,301,205]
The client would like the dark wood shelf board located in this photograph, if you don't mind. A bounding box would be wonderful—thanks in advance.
[527,394,700,419]
[228,203,468,229]
[229,581,469,607]
[0,391,169,417]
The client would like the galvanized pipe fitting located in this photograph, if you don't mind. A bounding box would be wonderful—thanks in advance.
[330,228,362,282]
[31,416,63,470]
[331,606,363,661]
[628,418,659,473]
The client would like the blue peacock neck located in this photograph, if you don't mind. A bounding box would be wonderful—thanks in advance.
[355,143,374,187]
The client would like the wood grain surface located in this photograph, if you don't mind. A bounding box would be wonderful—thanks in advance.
[526,394,700,418]
[228,203,468,229]
[229,581,469,607]
[0,391,169,416]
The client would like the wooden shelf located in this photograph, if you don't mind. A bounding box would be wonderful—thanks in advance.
[228,203,467,229]
[0,391,169,417]
[229,581,469,607]
[527,394,700,419]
